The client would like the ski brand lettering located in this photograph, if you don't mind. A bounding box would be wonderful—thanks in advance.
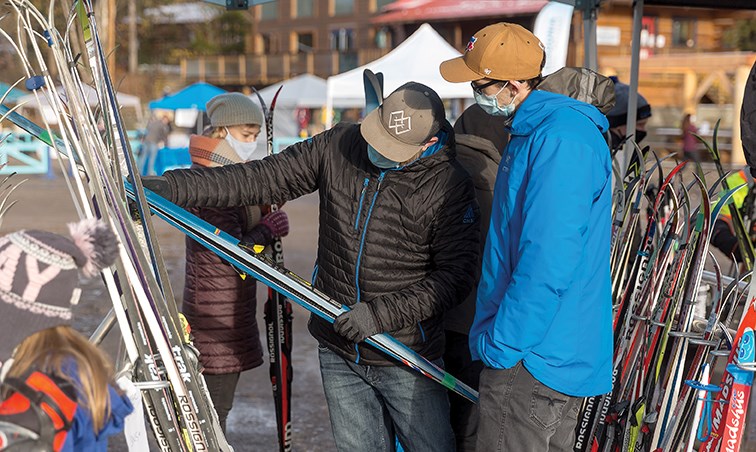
[267,320,277,365]
[724,389,745,452]
[575,396,595,448]
[172,346,192,383]
[143,354,160,380]
[146,403,170,449]
[704,372,732,452]
[179,395,207,451]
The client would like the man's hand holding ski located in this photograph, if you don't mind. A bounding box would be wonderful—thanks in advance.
[334,303,381,343]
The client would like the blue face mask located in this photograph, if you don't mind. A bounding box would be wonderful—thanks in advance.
[367,145,401,169]
[474,82,517,118]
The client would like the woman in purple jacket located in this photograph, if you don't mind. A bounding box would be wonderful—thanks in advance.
[182,93,289,432]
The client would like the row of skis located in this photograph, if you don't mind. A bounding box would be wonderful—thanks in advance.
[0,1,477,451]
[574,135,756,452]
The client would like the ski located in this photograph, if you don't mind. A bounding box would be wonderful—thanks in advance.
[719,328,755,452]
[253,85,293,452]
[124,183,480,404]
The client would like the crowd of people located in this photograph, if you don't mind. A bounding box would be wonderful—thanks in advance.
[1,19,754,452]
[140,22,613,452]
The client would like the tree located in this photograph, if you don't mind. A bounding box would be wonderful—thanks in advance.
[723,19,756,52]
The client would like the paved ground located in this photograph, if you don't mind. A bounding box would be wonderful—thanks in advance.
[4,163,756,451]
[1,169,335,451]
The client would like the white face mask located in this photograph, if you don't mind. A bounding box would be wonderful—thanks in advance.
[474,82,517,118]
[224,127,260,161]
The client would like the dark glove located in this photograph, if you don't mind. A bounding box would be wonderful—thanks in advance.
[333,303,380,343]
[140,175,174,201]
[260,210,289,238]
[243,210,289,246]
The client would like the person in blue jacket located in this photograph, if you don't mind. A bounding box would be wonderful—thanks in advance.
[441,23,612,451]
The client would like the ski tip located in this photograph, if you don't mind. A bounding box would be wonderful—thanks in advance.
[269,86,283,112]
[251,86,268,114]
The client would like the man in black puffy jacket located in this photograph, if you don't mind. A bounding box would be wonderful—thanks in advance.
[142,82,480,451]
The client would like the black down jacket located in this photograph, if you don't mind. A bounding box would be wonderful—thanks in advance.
[163,123,481,365]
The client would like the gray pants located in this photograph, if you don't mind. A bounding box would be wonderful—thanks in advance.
[476,362,581,452]
[204,372,241,434]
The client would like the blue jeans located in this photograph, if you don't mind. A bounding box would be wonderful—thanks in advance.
[318,345,455,452]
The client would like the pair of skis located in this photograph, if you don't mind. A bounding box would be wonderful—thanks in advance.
[252,86,294,452]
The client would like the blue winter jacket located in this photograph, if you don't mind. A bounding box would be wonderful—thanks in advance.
[60,363,133,452]
[469,90,613,397]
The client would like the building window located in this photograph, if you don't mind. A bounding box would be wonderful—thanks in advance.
[375,28,390,49]
[295,0,314,18]
[672,18,696,48]
[333,0,354,16]
[297,32,314,52]
[261,34,272,53]
[261,2,278,20]
[330,28,355,51]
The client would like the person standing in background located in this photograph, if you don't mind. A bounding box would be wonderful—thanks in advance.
[681,113,700,160]
[183,92,289,433]
[443,103,507,451]
[141,114,171,175]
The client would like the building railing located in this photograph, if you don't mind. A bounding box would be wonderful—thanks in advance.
[180,49,391,85]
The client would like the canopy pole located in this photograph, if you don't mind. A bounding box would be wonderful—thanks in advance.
[582,2,598,71]
[325,80,334,129]
[624,0,644,174]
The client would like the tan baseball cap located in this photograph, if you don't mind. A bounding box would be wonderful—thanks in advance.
[440,23,545,83]
[360,82,444,163]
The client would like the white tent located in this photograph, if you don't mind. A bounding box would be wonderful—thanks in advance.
[254,74,328,109]
[250,74,331,145]
[326,23,472,126]
[17,84,143,125]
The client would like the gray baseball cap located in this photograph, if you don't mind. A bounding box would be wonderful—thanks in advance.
[360,82,445,162]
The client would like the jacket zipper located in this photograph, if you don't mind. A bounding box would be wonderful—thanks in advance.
[354,172,386,305]
[354,178,370,231]
[352,172,386,364]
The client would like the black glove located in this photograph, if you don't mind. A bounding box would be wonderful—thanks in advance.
[140,176,174,201]
[333,303,380,343]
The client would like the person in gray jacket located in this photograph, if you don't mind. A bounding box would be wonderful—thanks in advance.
[444,103,507,451]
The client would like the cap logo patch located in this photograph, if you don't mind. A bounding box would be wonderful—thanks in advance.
[466,36,477,53]
[484,68,492,75]
[388,110,411,135]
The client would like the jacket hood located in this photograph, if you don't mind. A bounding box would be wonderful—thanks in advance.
[453,104,510,152]
[509,90,609,137]
[455,134,501,192]
[456,134,502,163]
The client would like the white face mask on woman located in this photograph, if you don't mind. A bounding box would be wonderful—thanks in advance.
[224,127,260,161]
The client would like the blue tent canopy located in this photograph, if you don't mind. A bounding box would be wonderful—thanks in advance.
[148,82,226,111]
[0,82,26,103]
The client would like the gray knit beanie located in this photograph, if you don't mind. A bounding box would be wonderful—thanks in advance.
[206,93,264,128]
